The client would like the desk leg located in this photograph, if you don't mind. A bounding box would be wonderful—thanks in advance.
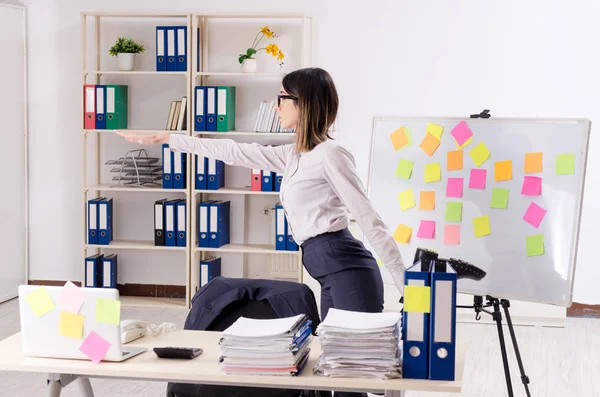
[78,377,94,397]
[384,391,405,397]
[46,374,95,397]
[47,380,62,397]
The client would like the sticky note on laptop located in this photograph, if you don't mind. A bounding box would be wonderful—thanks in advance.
[79,331,111,364]
[59,311,84,339]
[25,286,55,318]
[96,298,121,326]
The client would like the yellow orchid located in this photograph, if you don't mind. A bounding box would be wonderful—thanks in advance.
[277,50,284,61]
[260,26,274,38]
[238,26,285,69]
[265,44,279,56]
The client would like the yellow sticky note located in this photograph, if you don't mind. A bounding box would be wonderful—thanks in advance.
[403,286,431,313]
[96,298,121,326]
[419,133,440,157]
[426,123,443,141]
[494,160,513,182]
[424,163,441,183]
[469,142,491,167]
[25,286,55,318]
[524,152,543,173]
[398,189,416,211]
[420,191,435,210]
[473,215,491,238]
[58,311,84,339]
[393,224,413,244]
[377,258,384,267]
[447,150,463,171]
[390,126,409,151]
[456,136,473,149]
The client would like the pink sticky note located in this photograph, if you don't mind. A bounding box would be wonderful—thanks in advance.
[58,281,85,314]
[469,169,487,189]
[417,220,436,239]
[523,202,547,228]
[446,178,464,198]
[79,331,111,364]
[521,176,542,196]
[444,224,461,245]
[451,121,473,146]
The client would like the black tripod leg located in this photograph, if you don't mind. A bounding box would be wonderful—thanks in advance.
[491,299,514,397]
[501,300,532,397]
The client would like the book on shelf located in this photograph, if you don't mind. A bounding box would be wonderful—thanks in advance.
[253,101,294,133]
[166,96,187,131]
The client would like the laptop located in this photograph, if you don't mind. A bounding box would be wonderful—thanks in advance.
[18,285,146,362]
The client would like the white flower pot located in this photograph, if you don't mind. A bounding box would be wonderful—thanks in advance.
[241,58,257,73]
[118,53,136,71]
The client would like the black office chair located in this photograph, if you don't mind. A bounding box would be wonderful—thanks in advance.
[166,277,327,397]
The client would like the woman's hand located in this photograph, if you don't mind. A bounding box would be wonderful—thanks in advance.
[114,130,171,145]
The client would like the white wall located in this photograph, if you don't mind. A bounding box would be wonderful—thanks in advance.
[24,0,600,304]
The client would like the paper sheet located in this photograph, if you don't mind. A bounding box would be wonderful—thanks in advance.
[393,224,412,244]
[58,281,85,314]
[521,176,542,196]
[403,286,431,313]
[469,142,490,167]
[524,152,543,173]
[79,331,111,364]
[419,190,435,210]
[469,168,487,189]
[445,202,463,223]
[556,153,575,175]
[523,202,547,228]
[320,308,401,329]
[450,121,473,147]
[398,188,416,211]
[443,224,461,245]
[59,311,84,339]
[419,133,440,157]
[223,314,306,337]
[490,188,510,209]
[447,150,463,171]
[526,234,545,256]
[417,220,436,239]
[25,286,55,318]
[389,126,409,151]
[395,159,414,180]
[446,177,464,198]
[473,215,491,237]
[96,298,121,326]
[495,160,513,181]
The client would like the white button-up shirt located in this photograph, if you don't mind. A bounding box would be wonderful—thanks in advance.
[169,134,406,292]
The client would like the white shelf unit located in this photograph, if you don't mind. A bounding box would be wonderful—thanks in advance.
[81,12,312,308]
[189,14,312,297]
[82,12,193,308]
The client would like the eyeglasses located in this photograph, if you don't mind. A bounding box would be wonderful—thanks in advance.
[277,94,297,107]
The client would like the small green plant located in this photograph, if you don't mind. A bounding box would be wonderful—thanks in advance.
[109,37,145,57]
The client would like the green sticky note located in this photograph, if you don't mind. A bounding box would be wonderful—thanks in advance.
[424,163,441,183]
[526,234,544,256]
[469,142,491,167]
[490,188,510,209]
[403,286,431,313]
[96,298,121,326]
[445,202,463,222]
[395,159,414,180]
[556,154,575,175]
[405,127,413,147]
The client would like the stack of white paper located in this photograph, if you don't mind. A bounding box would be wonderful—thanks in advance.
[314,308,403,379]
[218,314,313,376]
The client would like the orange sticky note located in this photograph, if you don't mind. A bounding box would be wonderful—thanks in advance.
[494,160,513,182]
[447,150,463,171]
[419,133,440,157]
[420,191,435,210]
[390,127,409,151]
[524,152,543,173]
[393,224,413,244]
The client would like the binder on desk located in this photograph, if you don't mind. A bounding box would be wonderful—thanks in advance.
[217,86,236,132]
[207,158,225,190]
[200,256,221,287]
[173,151,186,189]
[194,86,206,131]
[87,197,104,245]
[206,86,218,131]
[251,169,262,191]
[197,200,215,248]
[176,26,187,71]
[85,254,103,288]
[428,260,457,381]
[156,26,167,71]
[166,27,176,71]
[402,260,434,379]
[275,172,283,192]
[284,217,299,251]
[95,85,106,129]
[275,204,286,251]
[176,200,187,247]
[98,198,113,245]
[209,200,230,248]
[102,254,118,289]
[162,144,173,189]
[84,84,96,129]
[154,198,168,246]
[105,85,128,130]
[164,199,180,247]
[195,155,207,190]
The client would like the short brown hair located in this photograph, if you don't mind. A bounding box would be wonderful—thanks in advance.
[282,67,339,152]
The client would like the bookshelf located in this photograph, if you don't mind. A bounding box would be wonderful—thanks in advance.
[82,12,312,309]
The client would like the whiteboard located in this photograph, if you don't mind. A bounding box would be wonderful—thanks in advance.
[366,117,590,307]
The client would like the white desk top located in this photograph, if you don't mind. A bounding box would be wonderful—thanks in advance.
[0,331,464,394]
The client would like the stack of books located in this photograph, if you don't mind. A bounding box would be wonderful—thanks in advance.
[218,314,313,376]
[314,308,403,379]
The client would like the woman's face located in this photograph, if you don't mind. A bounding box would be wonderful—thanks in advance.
[274,86,299,130]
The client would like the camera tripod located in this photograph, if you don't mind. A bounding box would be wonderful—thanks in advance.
[458,295,532,397]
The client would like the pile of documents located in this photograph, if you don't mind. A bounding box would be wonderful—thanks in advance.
[218,313,313,376]
[314,308,403,379]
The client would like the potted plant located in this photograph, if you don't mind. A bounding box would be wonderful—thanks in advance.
[238,26,285,73]
[109,37,145,71]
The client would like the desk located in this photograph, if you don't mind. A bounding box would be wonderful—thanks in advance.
[0,331,464,397]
